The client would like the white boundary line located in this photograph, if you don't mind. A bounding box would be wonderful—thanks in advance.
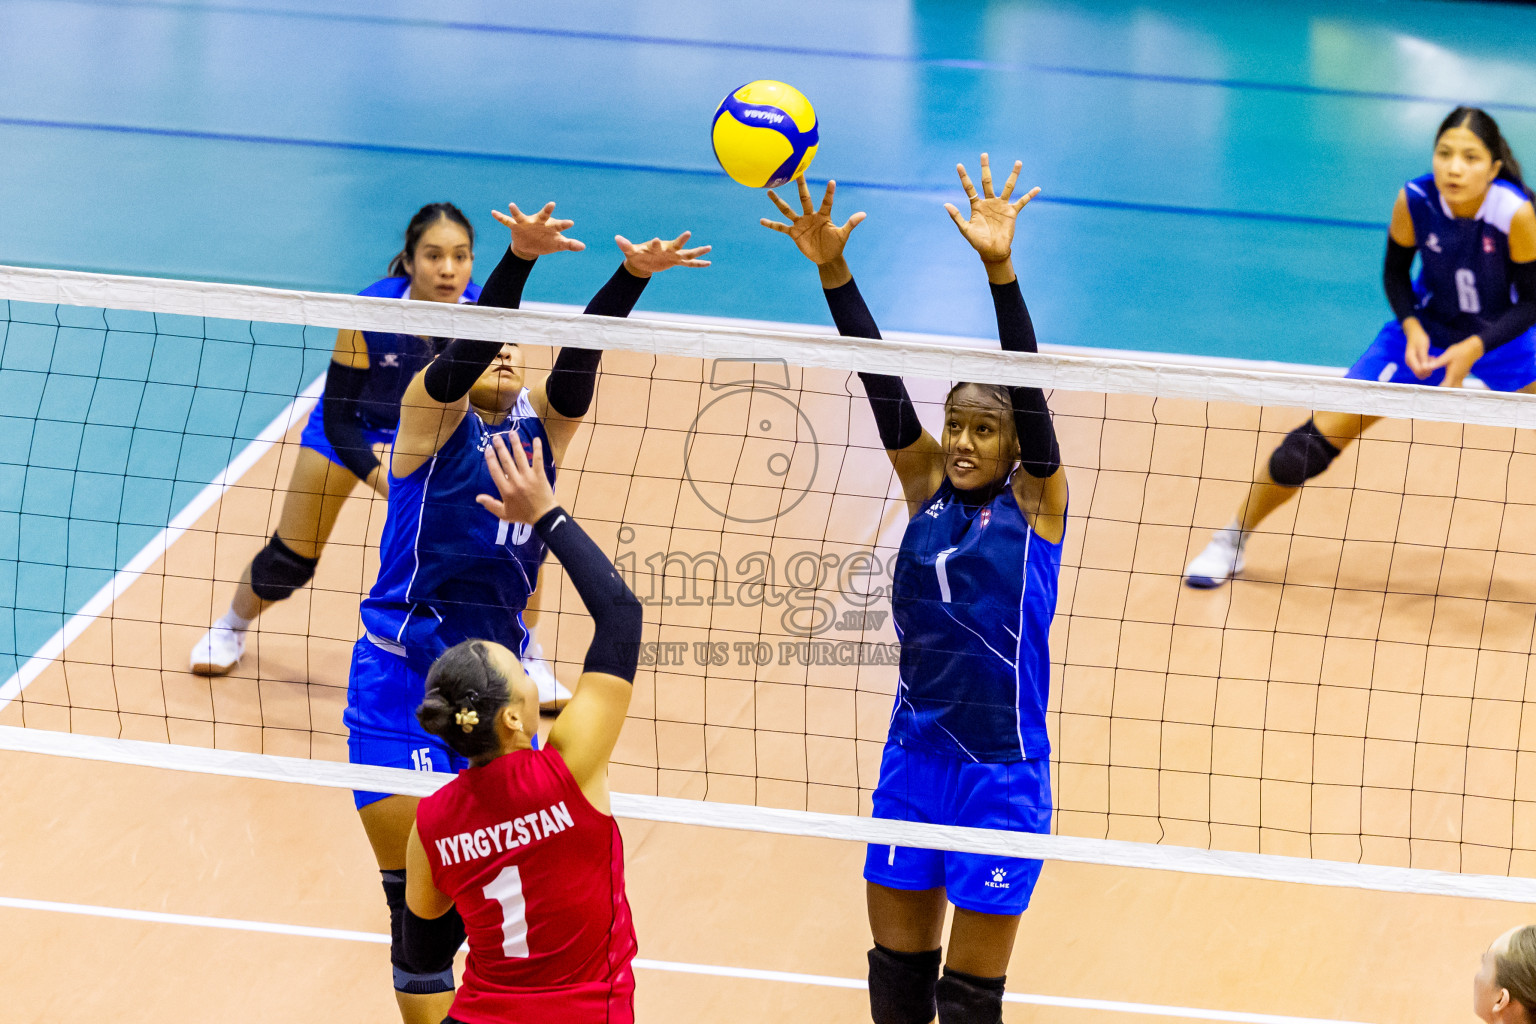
[0,374,325,711]
[3,726,1536,904]
[3,263,1529,427]
[0,894,1372,1024]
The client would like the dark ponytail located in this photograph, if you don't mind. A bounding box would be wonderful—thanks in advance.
[417,640,512,759]
[387,202,475,277]
[1438,106,1529,197]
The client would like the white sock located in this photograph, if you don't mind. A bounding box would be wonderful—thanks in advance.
[216,607,254,633]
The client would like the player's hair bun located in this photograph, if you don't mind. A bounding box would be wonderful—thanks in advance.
[418,640,512,759]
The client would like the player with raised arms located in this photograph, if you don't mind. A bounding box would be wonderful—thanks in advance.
[763,161,1066,1024]
[349,202,707,1023]
[398,431,643,1024]
[1185,106,1536,588]
[190,203,484,676]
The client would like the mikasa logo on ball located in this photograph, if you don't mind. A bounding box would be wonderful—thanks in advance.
[742,110,786,124]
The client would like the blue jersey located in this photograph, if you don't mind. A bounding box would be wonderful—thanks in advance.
[351,277,483,430]
[1403,173,1531,346]
[887,479,1062,763]
[360,390,554,673]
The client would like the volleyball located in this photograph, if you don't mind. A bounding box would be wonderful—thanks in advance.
[711,80,819,189]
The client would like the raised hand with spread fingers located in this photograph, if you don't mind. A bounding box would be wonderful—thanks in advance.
[761,177,866,288]
[493,201,586,260]
[944,153,1041,285]
[615,231,712,277]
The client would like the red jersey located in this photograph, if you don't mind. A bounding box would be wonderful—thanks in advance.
[415,746,636,1024]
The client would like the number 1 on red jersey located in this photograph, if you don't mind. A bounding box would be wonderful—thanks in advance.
[483,865,530,957]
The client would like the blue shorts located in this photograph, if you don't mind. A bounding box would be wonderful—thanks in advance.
[1347,319,1536,392]
[863,743,1052,916]
[345,636,467,809]
[299,399,396,474]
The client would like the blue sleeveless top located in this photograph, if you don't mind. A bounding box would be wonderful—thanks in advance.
[887,479,1062,763]
[351,277,482,430]
[359,389,554,673]
[1403,173,1531,346]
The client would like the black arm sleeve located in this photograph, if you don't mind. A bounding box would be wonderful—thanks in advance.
[477,247,537,310]
[321,360,380,481]
[421,249,536,403]
[542,265,651,418]
[1481,260,1536,351]
[1383,237,1419,324]
[990,279,1060,478]
[824,279,924,452]
[533,506,642,682]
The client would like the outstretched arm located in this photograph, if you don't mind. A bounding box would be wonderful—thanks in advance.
[945,154,1067,541]
[475,434,642,814]
[761,177,944,515]
[530,232,711,465]
[321,328,391,494]
[393,202,584,478]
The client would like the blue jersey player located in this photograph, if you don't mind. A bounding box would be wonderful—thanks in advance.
[1187,107,1536,588]
[191,203,481,676]
[351,199,710,1022]
[763,163,1067,1024]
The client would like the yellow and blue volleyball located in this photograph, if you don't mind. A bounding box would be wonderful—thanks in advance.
[711,80,819,189]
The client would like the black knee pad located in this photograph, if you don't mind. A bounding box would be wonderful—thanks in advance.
[249,533,318,601]
[936,966,1006,1024]
[382,869,462,995]
[1267,418,1341,487]
[868,944,941,1024]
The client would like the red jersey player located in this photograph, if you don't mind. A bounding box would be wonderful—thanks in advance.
[399,432,644,1024]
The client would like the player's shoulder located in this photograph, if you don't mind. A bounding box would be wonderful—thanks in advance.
[356,276,411,299]
[1483,179,1533,235]
[460,280,482,303]
[1404,172,1436,203]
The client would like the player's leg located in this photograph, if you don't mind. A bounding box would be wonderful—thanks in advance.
[936,909,1019,1024]
[359,796,456,1024]
[347,638,466,1024]
[191,445,360,674]
[518,589,572,712]
[867,883,947,1024]
[934,758,1051,1023]
[1467,324,1536,396]
[1184,321,1410,588]
[864,744,950,1024]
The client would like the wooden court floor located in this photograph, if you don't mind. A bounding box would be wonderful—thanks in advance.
[6,349,1536,1020]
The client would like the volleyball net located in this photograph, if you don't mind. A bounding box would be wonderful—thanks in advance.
[7,263,1536,899]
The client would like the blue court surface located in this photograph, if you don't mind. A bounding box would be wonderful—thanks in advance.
[5,0,1536,678]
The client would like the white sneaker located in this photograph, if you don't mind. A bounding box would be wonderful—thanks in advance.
[1184,526,1247,589]
[524,657,572,712]
[190,624,246,675]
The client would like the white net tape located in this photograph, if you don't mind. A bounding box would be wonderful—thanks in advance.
[2,725,1533,902]
[4,263,1534,427]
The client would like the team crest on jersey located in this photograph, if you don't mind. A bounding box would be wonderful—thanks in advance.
[379,353,401,367]
[977,508,992,529]
[1425,233,1442,253]
[1485,234,1497,253]
[475,429,535,462]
